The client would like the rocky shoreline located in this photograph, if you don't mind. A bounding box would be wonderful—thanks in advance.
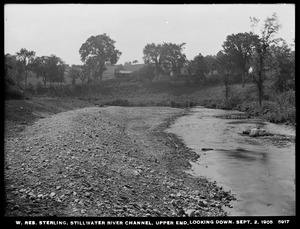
[5,105,236,217]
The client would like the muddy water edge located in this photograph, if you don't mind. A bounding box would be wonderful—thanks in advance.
[166,106,295,216]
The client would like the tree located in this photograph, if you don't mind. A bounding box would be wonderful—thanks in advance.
[216,51,236,101]
[81,65,92,85]
[143,43,164,81]
[222,32,259,87]
[5,54,24,85]
[16,48,36,88]
[268,41,295,92]
[181,60,193,83]
[32,56,49,85]
[188,53,208,84]
[68,65,83,85]
[143,42,187,81]
[46,55,65,84]
[79,33,122,84]
[132,65,155,83]
[250,13,281,106]
[204,55,217,77]
[33,55,65,85]
[162,42,187,78]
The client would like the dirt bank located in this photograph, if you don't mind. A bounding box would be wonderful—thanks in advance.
[4,99,235,217]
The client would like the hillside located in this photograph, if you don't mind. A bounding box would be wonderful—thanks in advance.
[6,76,295,125]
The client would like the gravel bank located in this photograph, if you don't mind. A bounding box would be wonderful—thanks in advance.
[4,106,235,217]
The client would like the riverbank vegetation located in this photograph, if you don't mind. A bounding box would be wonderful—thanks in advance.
[5,13,295,125]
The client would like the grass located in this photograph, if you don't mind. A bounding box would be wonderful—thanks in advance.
[10,75,296,125]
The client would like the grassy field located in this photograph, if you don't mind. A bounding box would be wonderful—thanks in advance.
[8,72,295,125]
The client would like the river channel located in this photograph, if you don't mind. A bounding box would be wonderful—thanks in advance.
[166,107,295,216]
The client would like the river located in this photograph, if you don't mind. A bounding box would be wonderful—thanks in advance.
[166,107,295,216]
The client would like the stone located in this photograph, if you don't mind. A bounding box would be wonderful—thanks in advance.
[28,192,34,196]
[249,128,272,137]
[50,192,56,197]
[198,200,208,207]
[12,205,20,210]
[37,194,43,199]
[177,208,185,216]
[176,192,182,197]
[242,129,251,134]
[185,209,196,217]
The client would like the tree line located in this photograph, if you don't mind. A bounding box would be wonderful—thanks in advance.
[5,13,294,106]
[140,13,294,106]
[5,50,65,88]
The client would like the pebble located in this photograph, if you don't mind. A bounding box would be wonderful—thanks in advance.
[5,106,235,217]
[177,208,185,216]
[28,192,34,196]
[37,194,43,198]
[50,192,56,197]
[198,200,208,207]
[12,205,20,210]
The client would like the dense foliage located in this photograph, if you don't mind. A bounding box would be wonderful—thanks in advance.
[5,14,294,124]
[79,33,122,84]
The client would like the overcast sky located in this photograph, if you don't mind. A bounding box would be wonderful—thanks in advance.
[4,4,295,66]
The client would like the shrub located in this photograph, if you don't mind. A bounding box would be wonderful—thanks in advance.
[104,99,130,106]
[5,77,25,100]
[132,65,155,83]
[5,85,24,100]
[36,82,48,94]
[275,89,295,107]
[26,83,36,95]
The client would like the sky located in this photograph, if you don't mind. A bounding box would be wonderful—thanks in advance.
[4,4,295,66]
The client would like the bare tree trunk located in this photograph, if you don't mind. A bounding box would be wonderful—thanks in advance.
[156,65,160,82]
[241,71,245,87]
[258,79,263,106]
[256,64,264,106]
[24,70,28,90]
[224,74,229,101]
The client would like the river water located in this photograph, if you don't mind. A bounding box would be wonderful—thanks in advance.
[166,107,295,216]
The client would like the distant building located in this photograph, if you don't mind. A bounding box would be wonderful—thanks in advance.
[114,69,132,78]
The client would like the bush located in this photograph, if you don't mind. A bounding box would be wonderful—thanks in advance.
[225,93,243,109]
[26,83,36,94]
[275,89,295,107]
[5,86,24,100]
[132,65,155,83]
[36,82,48,94]
[264,107,295,124]
[5,77,25,100]
[104,99,130,106]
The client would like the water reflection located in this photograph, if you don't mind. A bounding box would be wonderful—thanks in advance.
[166,107,295,216]
[226,149,268,164]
